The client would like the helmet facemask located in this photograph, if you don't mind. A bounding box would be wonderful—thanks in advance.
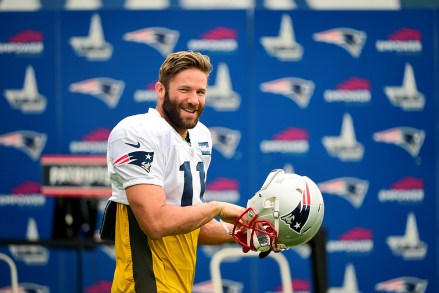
[232,207,280,253]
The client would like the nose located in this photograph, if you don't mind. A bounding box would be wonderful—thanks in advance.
[187,90,199,106]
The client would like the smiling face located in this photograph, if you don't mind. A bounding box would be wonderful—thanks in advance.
[156,68,207,136]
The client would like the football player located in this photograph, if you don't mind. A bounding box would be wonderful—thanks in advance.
[101,51,246,293]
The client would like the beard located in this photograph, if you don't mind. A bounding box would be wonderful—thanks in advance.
[162,91,204,130]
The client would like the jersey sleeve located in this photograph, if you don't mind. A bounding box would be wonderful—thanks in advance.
[108,125,165,191]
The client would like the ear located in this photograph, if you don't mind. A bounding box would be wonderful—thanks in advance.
[155,82,165,100]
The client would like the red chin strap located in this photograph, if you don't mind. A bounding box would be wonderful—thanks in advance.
[232,207,279,253]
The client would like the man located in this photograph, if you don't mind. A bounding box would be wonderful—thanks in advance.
[101,51,246,292]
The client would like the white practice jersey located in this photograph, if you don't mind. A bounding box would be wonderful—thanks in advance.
[107,108,212,206]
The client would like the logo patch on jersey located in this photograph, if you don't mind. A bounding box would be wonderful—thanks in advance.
[125,141,141,148]
[198,142,211,155]
[114,151,154,172]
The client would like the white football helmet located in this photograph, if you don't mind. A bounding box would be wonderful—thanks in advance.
[232,169,324,253]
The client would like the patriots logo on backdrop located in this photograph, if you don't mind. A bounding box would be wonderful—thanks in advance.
[260,77,315,108]
[114,151,154,173]
[318,177,369,208]
[280,182,311,234]
[69,78,125,108]
[386,212,427,260]
[328,263,362,293]
[322,112,364,162]
[206,62,241,111]
[373,127,425,158]
[384,63,425,111]
[123,27,179,57]
[375,277,428,293]
[69,13,113,61]
[210,127,241,158]
[0,130,46,161]
[313,28,366,58]
[260,14,304,61]
[4,65,47,114]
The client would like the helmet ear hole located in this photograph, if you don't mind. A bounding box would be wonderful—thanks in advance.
[263,197,276,208]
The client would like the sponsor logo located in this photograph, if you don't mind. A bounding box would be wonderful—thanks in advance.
[188,27,238,52]
[0,29,44,55]
[375,276,428,293]
[376,28,422,54]
[378,177,424,204]
[206,63,240,111]
[384,63,425,111]
[313,28,366,58]
[70,13,113,61]
[134,82,157,103]
[328,263,361,293]
[70,77,125,108]
[318,177,369,208]
[205,177,240,203]
[70,128,110,154]
[260,14,303,61]
[324,77,371,103]
[373,127,425,158]
[327,227,373,253]
[322,113,364,161]
[260,127,309,155]
[9,217,49,265]
[386,212,427,260]
[260,77,315,108]
[3,65,47,114]
[0,130,47,161]
[210,127,240,158]
[123,27,179,57]
[0,182,45,207]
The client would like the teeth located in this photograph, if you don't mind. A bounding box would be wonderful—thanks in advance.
[183,108,196,113]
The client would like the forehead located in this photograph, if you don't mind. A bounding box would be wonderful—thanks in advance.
[170,68,208,88]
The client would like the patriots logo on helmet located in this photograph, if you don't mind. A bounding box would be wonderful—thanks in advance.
[280,182,311,234]
[114,151,154,172]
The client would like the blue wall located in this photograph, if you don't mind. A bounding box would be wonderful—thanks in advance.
[0,7,437,293]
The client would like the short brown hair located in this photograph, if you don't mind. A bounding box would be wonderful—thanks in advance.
[158,51,212,90]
